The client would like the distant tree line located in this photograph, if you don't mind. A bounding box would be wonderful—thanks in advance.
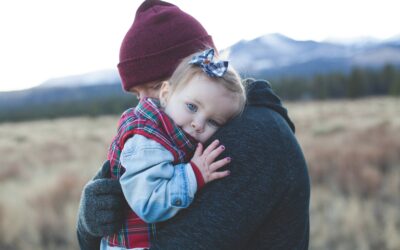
[269,64,400,100]
[1,65,399,123]
[0,95,137,123]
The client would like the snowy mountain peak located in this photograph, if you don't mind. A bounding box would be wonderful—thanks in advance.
[228,33,400,78]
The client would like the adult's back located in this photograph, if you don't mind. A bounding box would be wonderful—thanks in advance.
[151,80,310,249]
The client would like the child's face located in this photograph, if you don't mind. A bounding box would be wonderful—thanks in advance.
[160,74,240,143]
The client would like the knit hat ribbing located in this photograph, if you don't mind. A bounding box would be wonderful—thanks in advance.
[118,0,215,91]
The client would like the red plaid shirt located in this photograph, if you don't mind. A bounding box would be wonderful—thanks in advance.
[106,98,196,249]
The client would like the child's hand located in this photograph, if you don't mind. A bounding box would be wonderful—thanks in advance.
[190,139,231,184]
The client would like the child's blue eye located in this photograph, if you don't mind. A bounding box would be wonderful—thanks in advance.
[208,119,221,128]
[186,103,197,112]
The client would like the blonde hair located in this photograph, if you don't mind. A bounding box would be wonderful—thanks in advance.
[168,51,246,116]
[128,80,164,93]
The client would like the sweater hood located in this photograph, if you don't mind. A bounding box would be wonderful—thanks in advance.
[244,79,295,133]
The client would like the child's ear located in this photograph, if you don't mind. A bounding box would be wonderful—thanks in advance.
[159,81,170,107]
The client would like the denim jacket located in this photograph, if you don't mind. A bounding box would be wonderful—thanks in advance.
[120,134,198,223]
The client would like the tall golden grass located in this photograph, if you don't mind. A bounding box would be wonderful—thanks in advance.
[0,97,399,250]
[287,97,400,250]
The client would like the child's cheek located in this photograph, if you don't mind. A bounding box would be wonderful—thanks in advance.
[203,128,217,142]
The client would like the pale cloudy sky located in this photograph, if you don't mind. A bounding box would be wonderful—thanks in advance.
[0,0,398,92]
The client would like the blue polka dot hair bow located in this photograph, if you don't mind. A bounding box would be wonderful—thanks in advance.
[189,48,228,77]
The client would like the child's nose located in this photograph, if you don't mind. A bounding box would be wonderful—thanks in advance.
[191,120,205,133]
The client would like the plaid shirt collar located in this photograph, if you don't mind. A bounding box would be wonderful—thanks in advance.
[134,97,197,161]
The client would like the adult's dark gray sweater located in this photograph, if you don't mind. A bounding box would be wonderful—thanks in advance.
[151,79,310,249]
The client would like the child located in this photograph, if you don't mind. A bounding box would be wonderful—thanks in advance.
[102,48,246,249]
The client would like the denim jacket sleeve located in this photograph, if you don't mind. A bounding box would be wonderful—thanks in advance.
[119,135,198,223]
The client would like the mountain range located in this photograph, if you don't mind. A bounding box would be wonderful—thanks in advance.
[1,33,400,116]
[226,33,400,78]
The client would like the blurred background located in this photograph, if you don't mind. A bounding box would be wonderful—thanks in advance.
[0,0,399,249]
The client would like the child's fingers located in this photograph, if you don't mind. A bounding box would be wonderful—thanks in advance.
[209,157,231,172]
[209,170,230,181]
[206,145,226,165]
[203,139,220,156]
[194,143,203,157]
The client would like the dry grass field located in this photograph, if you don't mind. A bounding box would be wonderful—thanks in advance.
[0,97,399,250]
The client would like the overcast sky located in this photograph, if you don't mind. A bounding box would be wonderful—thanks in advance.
[0,0,398,92]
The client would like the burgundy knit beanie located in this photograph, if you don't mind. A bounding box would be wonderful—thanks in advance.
[118,0,215,91]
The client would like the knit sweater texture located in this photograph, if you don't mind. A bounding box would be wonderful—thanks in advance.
[151,79,310,249]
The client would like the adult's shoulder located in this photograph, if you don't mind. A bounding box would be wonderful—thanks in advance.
[242,78,295,133]
[219,105,294,151]
[219,76,295,142]
[214,92,305,178]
